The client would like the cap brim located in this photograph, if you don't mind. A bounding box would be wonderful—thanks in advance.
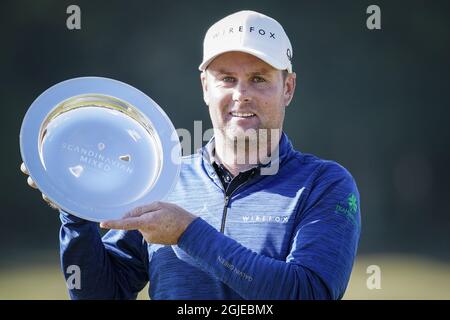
[199,47,291,73]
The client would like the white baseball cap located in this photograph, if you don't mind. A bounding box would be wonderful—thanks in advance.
[199,10,293,73]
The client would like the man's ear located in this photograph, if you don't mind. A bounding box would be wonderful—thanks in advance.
[200,71,209,106]
[283,72,296,107]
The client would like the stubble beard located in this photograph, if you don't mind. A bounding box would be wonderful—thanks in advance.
[215,125,281,167]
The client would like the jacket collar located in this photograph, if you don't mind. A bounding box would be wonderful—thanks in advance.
[200,131,294,178]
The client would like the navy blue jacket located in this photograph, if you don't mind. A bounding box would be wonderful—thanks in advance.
[59,133,361,299]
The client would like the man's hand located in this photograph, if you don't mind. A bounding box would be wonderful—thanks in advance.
[100,201,197,245]
[20,162,60,210]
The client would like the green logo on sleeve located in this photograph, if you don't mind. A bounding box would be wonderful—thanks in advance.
[348,194,358,214]
[335,193,358,225]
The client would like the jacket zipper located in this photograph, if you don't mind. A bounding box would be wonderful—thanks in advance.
[220,196,230,233]
[219,180,252,233]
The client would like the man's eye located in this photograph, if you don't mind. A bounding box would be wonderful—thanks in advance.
[222,77,236,83]
[252,76,266,83]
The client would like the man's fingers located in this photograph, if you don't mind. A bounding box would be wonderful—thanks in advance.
[27,176,38,189]
[22,162,58,210]
[123,201,163,218]
[42,194,50,202]
[22,162,37,189]
[20,163,29,175]
[42,194,59,209]
[100,217,146,230]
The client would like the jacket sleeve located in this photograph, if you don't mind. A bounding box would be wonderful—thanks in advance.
[59,211,149,299]
[177,162,361,300]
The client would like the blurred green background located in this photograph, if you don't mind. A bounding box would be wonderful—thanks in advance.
[1,0,449,299]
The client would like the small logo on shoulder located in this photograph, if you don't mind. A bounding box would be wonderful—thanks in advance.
[335,193,358,225]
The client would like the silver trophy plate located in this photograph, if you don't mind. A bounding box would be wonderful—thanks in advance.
[20,77,181,222]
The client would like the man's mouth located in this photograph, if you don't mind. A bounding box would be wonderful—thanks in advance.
[230,112,256,118]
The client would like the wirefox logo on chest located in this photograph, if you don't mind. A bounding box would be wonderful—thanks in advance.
[242,215,289,223]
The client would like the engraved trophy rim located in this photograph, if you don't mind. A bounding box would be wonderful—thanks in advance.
[20,77,181,222]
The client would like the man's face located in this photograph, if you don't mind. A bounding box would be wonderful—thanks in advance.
[201,51,296,143]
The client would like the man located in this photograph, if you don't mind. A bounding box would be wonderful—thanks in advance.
[21,10,361,299]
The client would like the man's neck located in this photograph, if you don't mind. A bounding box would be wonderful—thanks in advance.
[213,130,281,177]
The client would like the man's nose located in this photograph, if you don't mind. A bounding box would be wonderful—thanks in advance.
[232,81,251,103]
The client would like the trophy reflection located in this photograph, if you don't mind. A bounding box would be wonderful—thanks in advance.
[39,94,163,210]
